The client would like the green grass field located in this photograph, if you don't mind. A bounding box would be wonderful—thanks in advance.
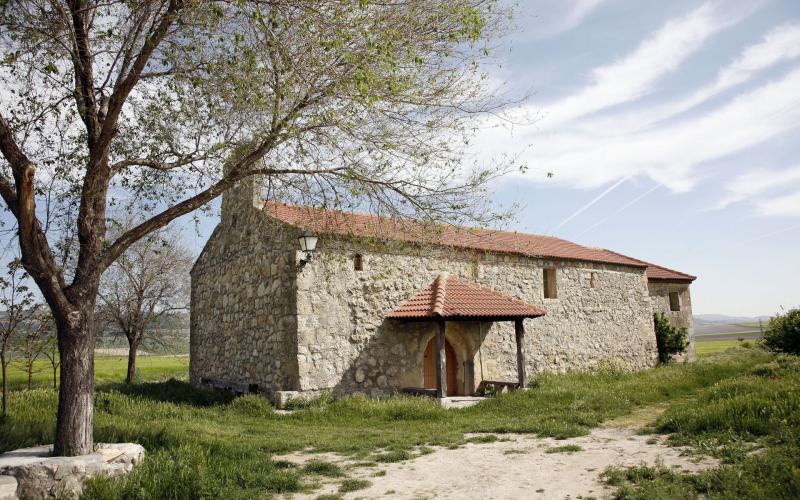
[735,321,765,328]
[695,339,755,356]
[3,355,189,391]
[0,347,796,499]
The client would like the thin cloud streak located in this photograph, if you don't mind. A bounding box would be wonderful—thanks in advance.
[536,1,754,128]
[551,176,628,231]
[576,184,662,237]
[589,22,800,134]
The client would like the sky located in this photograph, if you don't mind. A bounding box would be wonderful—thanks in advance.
[458,0,800,317]
[2,0,799,317]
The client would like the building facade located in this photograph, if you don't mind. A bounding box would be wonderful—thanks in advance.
[190,175,697,405]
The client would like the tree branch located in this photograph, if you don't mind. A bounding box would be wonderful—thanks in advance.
[98,165,345,271]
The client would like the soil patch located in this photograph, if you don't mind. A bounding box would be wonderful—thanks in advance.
[277,406,717,499]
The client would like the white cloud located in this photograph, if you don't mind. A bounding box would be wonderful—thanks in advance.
[562,0,609,32]
[591,22,800,134]
[529,0,611,38]
[715,166,800,209]
[507,65,800,192]
[756,191,800,217]
[537,2,752,127]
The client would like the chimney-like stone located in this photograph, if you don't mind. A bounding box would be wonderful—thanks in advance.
[220,157,264,221]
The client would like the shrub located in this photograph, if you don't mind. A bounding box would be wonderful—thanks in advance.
[653,313,688,363]
[762,308,800,355]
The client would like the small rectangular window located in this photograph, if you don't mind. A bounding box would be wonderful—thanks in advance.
[589,272,597,288]
[467,260,479,279]
[543,268,557,299]
[354,253,364,271]
[669,292,681,311]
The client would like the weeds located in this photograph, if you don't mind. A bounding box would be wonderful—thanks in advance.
[303,460,345,478]
[545,444,582,453]
[338,479,371,493]
[602,352,800,498]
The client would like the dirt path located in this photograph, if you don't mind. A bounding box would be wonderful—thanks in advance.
[279,405,717,499]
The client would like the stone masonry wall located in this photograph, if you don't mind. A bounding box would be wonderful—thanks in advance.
[296,241,659,397]
[648,282,696,362]
[190,175,300,395]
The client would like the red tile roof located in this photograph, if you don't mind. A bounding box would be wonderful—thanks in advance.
[387,273,547,320]
[602,250,697,282]
[264,202,696,282]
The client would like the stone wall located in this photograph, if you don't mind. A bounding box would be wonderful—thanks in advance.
[648,282,696,362]
[295,240,659,397]
[190,174,300,396]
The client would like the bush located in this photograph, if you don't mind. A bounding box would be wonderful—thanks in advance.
[653,312,688,363]
[762,308,800,355]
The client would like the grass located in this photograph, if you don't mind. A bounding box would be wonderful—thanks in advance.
[602,353,800,499]
[3,354,189,391]
[303,460,345,478]
[338,478,371,493]
[545,444,582,453]
[735,322,764,328]
[0,346,785,498]
[695,338,763,356]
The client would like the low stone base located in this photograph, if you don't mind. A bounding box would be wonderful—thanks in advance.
[0,443,145,499]
[273,390,329,409]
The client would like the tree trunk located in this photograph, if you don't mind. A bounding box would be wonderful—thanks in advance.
[126,336,139,384]
[1,352,7,417]
[53,308,96,456]
[27,367,32,390]
[52,362,57,389]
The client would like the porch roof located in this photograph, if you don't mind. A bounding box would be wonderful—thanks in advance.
[387,273,546,321]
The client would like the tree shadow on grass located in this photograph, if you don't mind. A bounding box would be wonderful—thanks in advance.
[98,378,236,407]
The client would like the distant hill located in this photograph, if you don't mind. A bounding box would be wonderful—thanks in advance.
[694,314,770,325]
[693,314,770,338]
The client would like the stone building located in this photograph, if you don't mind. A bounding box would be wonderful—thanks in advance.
[190,175,697,405]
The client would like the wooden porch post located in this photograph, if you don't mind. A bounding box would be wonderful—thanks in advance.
[514,319,528,389]
[436,320,446,398]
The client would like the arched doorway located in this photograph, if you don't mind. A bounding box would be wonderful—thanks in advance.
[423,337,457,395]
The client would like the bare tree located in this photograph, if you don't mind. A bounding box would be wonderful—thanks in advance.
[42,327,59,389]
[98,225,192,384]
[13,311,53,389]
[0,260,39,415]
[0,0,516,455]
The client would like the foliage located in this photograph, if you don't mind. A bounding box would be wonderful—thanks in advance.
[762,308,800,355]
[653,312,688,363]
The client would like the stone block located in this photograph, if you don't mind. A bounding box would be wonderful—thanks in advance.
[0,475,17,500]
[0,443,144,499]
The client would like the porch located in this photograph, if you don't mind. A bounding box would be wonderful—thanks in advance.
[388,273,546,399]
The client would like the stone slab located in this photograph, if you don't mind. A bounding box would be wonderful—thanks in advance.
[0,443,144,499]
[0,475,17,500]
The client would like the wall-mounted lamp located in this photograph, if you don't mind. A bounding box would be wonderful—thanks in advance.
[297,231,319,271]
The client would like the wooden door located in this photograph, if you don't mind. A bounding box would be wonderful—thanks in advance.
[423,337,457,395]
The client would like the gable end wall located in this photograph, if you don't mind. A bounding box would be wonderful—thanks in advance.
[190,212,300,395]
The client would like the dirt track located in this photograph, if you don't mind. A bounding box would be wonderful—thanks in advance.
[279,406,717,499]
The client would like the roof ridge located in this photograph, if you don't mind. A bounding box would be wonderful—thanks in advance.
[263,202,695,275]
[431,273,449,316]
[602,248,696,279]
